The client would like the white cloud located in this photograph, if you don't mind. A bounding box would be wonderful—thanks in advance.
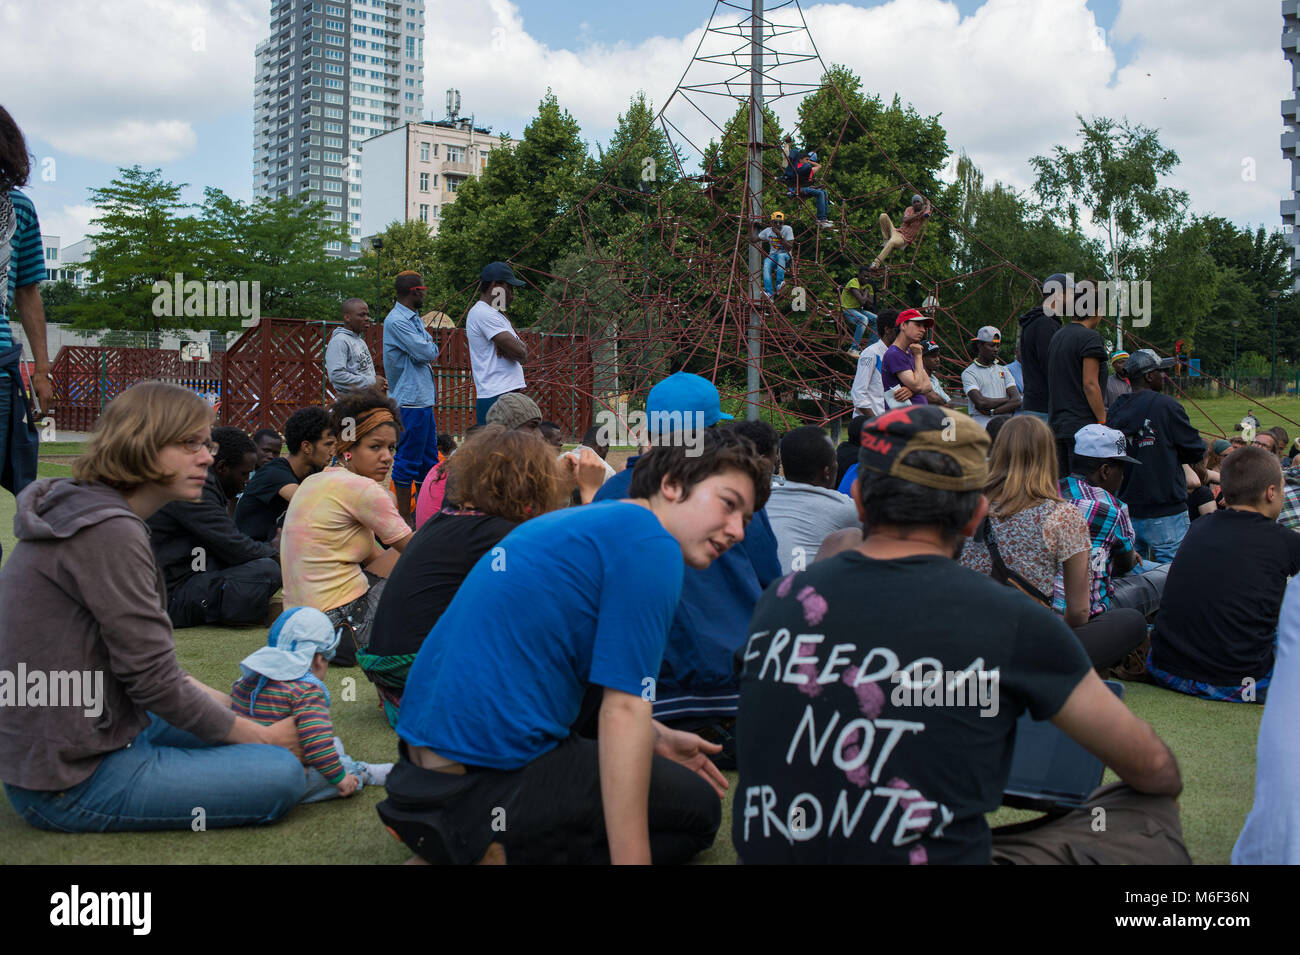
[33,204,96,248]
[1,0,267,165]
[1,0,1287,246]
[422,0,1289,234]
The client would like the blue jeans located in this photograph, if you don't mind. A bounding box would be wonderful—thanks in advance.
[1132,512,1190,565]
[800,187,829,220]
[762,252,791,295]
[300,741,367,804]
[3,713,305,832]
[393,405,438,487]
[844,309,878,348]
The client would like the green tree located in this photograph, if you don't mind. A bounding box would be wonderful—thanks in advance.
[62,166,204,332]
[197,188,361,322]
[428,91,594,324]
[37,280,83,325]
[356,218,439,315]
[1030,115,1189,347]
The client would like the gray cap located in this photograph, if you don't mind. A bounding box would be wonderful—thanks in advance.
[1123,349,1176,378]
[486,392,543,430]
[911,193,924,204]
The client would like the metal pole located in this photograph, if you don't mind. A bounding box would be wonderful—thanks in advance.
[1273,298,1279,396]
[1233,321,1238,391]
[744,0,764,421]
[1112,213,1122,353]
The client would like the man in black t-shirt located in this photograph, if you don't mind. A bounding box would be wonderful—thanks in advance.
[235,407,336,542]
[1016,273,1072,416]
[734,405,1187,864]
[1149,446,1300,703]
[1046,280,1108,477]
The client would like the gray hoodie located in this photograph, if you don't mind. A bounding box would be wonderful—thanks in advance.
[325,326,378,393]
[0,478,236,790]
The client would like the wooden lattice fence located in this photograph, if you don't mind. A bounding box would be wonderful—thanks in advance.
[49,318,595,439]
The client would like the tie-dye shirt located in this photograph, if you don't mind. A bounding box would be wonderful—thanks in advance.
[280,467,410,611]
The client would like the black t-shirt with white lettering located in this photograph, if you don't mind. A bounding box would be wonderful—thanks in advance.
[1046,322,1108,439]
[234,457,299,542]
[367,511,518,657]
[733,552,1090,865]
[1152,509,1300,686]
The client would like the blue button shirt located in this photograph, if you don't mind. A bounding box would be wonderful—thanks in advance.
[382,302,439,407]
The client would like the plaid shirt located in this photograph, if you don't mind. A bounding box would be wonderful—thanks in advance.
[1053,475,1136,616]
[1280,466,1300,532]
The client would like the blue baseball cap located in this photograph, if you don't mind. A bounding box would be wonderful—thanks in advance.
[646,372,733,432]
[480,262,526,286]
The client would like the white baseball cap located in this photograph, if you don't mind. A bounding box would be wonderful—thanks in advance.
[1073,424,1140,464]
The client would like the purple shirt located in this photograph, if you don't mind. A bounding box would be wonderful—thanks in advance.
[881,345,928,405]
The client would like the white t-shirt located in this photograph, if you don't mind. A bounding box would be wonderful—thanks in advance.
[466,300,526,399]
[757,225,794,254]
[851,339,890,416]
[961,361,1014,428]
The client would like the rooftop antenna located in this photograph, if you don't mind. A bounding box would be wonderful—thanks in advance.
[446,88,461,121]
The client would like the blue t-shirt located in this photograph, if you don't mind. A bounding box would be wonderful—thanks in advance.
[593,452,782,705]
[396,501,684,769]
[837,462,859,497]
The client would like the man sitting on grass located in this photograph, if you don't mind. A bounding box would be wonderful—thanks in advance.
[1056,424,1169,621]
[236,407,336,542]
[766,425,859,574]
[734,405,1188,864]
[380,428,770,864]
[593,373,781,757]
[1148,446,1300,703]
[148,426,281,628]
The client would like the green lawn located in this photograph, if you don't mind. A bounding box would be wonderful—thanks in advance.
[0,441,1266,864]
[1176,394,1300,440]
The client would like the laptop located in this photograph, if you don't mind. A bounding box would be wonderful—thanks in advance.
[1001,679,1125,814]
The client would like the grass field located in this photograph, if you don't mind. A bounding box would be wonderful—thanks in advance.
[1176,395,1300,441]
[0,406,1270,864]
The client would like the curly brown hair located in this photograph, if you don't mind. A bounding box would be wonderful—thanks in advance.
[329,386,403,457]
[442,424,563,522]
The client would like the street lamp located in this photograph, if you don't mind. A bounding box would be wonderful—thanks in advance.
[1270,290,1282,396]
[1232,319,1240,391]
[373,236,384,314]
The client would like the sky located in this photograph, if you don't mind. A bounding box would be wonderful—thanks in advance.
[0,0,1289,253]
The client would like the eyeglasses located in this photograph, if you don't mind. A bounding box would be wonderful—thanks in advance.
[410,285,428,291]
[176,437,220,455]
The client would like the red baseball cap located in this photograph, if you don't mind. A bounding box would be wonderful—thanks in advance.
[895,308,933,327]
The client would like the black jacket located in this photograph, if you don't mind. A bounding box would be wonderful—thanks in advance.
[1017,306,1061,413]
[1107,389,1205,519]
[147,472,278,591]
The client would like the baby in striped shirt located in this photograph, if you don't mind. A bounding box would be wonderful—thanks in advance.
[232,607,391,802]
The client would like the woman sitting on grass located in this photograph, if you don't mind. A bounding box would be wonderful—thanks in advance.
[958,414,1147,670]
[0,382,307,832]
[360,424,563,727]
[280,386,413,666]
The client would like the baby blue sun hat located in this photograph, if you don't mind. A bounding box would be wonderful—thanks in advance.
[239,607,340,682]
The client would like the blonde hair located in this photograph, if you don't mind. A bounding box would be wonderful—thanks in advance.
[984,415,1060,518]
[72,382,214,490]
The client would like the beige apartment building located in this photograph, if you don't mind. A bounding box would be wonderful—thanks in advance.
[359,106,519,240]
